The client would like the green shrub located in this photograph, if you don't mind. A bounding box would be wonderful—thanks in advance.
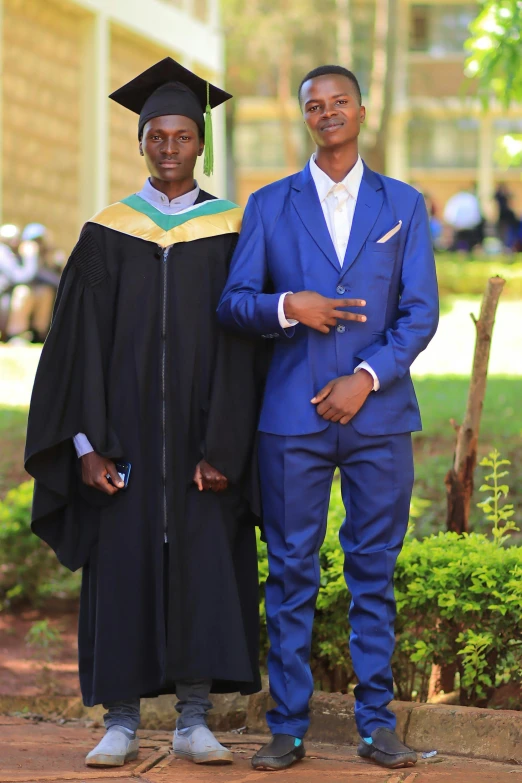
[394,531,522,704]
[258,475,522,706]
[435,257,522,297]
[0,480,81,609]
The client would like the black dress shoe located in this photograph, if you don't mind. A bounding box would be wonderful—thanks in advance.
[357,728,417,769]
[252,734,306,770]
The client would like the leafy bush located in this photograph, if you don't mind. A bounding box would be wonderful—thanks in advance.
[0,480,81,609]
[394,531,522,705]
[258,465,522,706]
[3,465,520,708]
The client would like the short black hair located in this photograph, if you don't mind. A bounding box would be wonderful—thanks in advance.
[298,65,362,106]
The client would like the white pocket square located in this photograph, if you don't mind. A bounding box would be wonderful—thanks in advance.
[377,220,402,243]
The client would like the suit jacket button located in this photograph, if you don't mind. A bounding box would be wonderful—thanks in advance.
[336,285,345,295]
[336,324,346,333]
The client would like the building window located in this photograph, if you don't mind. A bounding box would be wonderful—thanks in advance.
[234,120,307,169]
[350,2,375,96]
[409,5,476,55]
[409,117,479,168]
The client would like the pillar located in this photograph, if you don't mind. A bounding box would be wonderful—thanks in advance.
[80,11,110,221]
[478,114,495,222]
[0,0,4,222]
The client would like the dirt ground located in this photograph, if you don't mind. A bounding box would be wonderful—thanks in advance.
[0,608,79,697]
[0,716,519,783]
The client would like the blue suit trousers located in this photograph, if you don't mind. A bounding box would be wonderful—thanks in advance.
[258,422,414,739]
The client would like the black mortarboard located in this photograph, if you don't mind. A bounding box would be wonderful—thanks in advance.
[109,57,232,176]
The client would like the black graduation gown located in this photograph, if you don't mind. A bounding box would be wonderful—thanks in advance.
[24,190,262,706]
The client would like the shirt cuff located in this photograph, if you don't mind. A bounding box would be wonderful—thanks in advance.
[354,361,380,392]
[278,292,299,329]
[73,433,95,458]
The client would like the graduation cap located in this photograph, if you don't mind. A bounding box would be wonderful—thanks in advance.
[109,57,232,177]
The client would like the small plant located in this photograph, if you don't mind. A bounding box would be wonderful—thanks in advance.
[477,449,519,544]
[457,630,496,703]
[25,620,62,661]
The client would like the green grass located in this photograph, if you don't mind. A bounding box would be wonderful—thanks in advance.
[410,376,522,538]
[0,406,29,498]
[414,376,522,441]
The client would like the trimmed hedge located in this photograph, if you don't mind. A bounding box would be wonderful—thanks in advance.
[436,256,522,297]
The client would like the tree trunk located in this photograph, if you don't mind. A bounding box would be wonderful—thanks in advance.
[363,0,398,172]
[445,276,505,533]
[428,662,458,699]
[277,39,299,172]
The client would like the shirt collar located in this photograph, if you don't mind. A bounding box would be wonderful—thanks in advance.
[137,178,200,211]
[309,154,364,203]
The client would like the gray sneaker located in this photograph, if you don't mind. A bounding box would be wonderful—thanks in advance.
[173,726,233,764]
[85,727,139,767]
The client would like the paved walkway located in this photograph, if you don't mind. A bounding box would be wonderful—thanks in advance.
[0,716,519,783]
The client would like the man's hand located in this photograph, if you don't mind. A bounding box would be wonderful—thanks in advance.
[284,291,366,334]
[193,460,228,492]
[311,371,374,424]
[81,452,123,495]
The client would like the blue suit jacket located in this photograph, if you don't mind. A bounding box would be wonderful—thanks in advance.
[218,162,439,437]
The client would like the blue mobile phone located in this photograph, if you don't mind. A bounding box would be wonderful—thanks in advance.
[107,461,131,489]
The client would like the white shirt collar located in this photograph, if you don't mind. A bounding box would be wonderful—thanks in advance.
[309,154,364,203]
[137,178,200,211]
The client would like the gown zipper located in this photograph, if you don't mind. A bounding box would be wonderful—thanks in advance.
[161,246,170,543]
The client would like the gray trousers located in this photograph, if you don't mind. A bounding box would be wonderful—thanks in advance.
[103,679,212,733]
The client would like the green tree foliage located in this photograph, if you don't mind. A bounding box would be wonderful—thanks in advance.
[465,0,522,165]
[465,0,522,107]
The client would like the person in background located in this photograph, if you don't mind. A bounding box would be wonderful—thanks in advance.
[0,224,38,341]
[494,183,520,251]
[443,186,483,254]
[6,223,60,342]
[422,191,443,250]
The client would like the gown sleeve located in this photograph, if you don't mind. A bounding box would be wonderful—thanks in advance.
[202,236,271,512]
[24,225,122,570]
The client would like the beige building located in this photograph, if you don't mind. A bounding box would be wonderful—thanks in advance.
[0,0,226,253]
[234,0,522,218]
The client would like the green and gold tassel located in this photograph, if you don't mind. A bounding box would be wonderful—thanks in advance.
[203,81,214,177]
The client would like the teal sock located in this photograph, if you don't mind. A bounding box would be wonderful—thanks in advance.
[294,738,302,747]
[363,737,373,744]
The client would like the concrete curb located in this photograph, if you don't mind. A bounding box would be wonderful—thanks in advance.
[2,690,521,765]
[247,691,522,765]
[0,692,249,733]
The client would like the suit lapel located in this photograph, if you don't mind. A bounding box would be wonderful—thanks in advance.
[339,165,384,280]
[291,165,340,273]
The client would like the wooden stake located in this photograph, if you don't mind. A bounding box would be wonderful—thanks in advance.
[445,276,505,533]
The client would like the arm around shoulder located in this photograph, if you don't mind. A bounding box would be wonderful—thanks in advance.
[217,193,288,337]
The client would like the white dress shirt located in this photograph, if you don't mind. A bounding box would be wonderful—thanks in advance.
[73,179,201,458]
[278,155,379,391]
